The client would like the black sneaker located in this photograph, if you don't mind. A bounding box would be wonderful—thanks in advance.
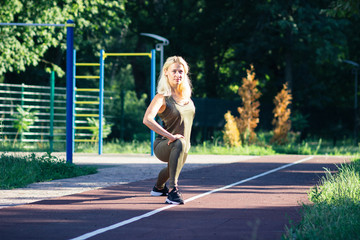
[165,187,184,205]
[150,185,169,196]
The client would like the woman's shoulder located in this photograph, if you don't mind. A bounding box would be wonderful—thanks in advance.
[153,93,166,101]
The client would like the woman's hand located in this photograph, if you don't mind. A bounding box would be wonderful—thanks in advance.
[168,134,184,145]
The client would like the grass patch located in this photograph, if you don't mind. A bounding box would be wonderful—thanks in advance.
[0,153,97,189]
[284,159,360,239]
[2,135,360,156]
[75,140,150,154]
[73,139,360,156]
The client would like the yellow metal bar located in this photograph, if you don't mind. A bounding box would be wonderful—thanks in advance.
[76,63,100,66]
[76,88,100,92]
[75,114,99,117]
[74,139,98,142]
[104,52,152,59]
[74,126,98,130]
[65,23,76,27]
[75,75,100,79]
[75,101,99,105]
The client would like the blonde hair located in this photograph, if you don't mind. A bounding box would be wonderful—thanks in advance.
[157,56,192,98]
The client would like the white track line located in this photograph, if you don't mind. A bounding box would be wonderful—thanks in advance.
[70,156,314,240]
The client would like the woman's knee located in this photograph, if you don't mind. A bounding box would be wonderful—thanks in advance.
[172,138,186,152]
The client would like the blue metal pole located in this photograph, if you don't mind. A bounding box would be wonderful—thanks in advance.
[72,49,77,153]
[150,49,156,156]
[66,19,75,164]
[99,50,105,155]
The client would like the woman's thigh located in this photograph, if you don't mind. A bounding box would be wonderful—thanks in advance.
[154,139,171,162]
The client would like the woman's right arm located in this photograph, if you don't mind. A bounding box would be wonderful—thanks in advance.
[143,94,182,144]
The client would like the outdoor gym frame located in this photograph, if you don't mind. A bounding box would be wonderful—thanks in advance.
[0,20,160,163]
[0,19,163,163]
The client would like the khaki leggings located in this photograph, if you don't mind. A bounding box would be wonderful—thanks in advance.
[154,138,188,189]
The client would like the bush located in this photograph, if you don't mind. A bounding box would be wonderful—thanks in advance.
[223,111,241,147]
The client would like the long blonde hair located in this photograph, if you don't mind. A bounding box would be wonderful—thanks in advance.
[157,56,192,98]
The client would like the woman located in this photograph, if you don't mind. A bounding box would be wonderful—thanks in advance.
[143,56,195,205]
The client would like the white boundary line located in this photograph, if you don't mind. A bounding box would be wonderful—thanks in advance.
[70,156,314,240]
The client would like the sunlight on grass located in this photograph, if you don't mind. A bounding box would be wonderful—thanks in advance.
[284,159,360,239]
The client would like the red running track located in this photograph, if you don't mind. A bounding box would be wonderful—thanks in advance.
[0,155,349,240]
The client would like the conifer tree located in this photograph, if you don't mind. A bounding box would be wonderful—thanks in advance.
[271,83,292,145]
[236,65,261,145]
[223,111,241,147]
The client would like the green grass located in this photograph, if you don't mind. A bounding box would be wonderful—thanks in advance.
[2,132,360,156]
[75,140,151,154]
[71,138,359,156]
[0,153,97,189]
[284,159,360,240]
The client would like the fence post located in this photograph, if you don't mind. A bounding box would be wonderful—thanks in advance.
[49,71,55,152]
[20,83,25,142]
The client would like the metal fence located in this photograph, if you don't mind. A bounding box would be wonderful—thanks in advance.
[0,82,113,150]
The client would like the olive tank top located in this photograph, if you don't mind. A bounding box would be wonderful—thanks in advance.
[157,96,196,152]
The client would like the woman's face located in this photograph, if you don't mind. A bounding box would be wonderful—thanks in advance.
[165,63,185,89]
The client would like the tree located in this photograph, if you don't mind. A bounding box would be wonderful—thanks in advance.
[223,111,241,147]
[0,0,130,82]
[271,83,292,145]
[236,65,261,145]
[322,0,360,17]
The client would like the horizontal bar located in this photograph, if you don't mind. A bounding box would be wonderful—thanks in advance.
[76,63,100,66]
[76,88,100,92]
[75,114,99,117]
[0,111,66,117]
[75,76,100,79]
[104,52,152,58]
[0,23,74,27]
[0,104,66,110]
[0,83,66,90]
[75,101,99,105]
[74,127,98,130]
[0,90,50,96]
[74,139,98,142]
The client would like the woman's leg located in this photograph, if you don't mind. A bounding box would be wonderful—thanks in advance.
[154,138,188,189]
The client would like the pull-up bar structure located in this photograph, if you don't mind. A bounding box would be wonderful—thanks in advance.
[71,49,156,157]
[99,50,157,156]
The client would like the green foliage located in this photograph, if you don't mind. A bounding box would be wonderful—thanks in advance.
[86,117,113,141]
[108,90,149,141]
[0,0,129,77]
[284,159,360,239]
[0,153,97,189]
[321,0,360,17]
[12,105,38,146]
